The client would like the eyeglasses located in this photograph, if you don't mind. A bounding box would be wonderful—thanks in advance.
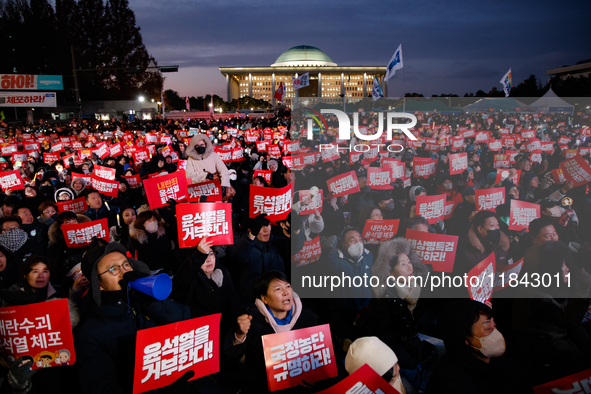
[98,261,133,276]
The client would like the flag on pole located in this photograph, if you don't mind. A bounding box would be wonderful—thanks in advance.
[500,69,512,97]
[293,73,310,90]
[185,96,190,111]
[160,91,165,119]
[274,82,285,102]
[385,44,403,81]
[372,77,383,101]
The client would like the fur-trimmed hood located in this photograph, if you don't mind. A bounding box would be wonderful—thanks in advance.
[466,225,510,254]
[186,134,213,161]
[372,237,429,297]
[48,214,91,244]
[129,219,166,244]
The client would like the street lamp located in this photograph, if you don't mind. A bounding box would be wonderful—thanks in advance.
[138,96,145,102]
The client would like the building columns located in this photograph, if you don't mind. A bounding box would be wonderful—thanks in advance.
[318,73,322,98]
[248,73,252,97]
[363,73,367,97]
[272,74,276,107]
[341,73,345,96]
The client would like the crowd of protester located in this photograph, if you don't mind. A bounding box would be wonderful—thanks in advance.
[0,107,588,393]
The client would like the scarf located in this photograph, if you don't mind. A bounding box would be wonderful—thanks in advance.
[0,229,28,252]
[255,292,303,333]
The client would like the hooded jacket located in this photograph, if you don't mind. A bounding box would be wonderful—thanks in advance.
[127,219,173,272]
[185,134,231,187]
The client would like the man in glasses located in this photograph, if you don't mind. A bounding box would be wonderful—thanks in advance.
[75,242,191,393]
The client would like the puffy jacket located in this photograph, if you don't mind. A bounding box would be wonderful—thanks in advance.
[185,134,231,187]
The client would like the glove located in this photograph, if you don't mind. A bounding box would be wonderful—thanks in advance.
[322,235,338,255]
[166,198,178,207]
[7,357,36,394]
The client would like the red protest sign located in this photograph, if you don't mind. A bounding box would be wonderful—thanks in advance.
[90,174,120,198]
[43,152,61,164]
[0,170,25,192]
[267,144,281,158]
[509,200,540,231]
[552,168,567,184]
[143,170,188,209]
[317,364,400,394]
[416,194,446,224]
[449,152,468,175]
[109,142,123,157]
[475,187,505,211]
[475,131,489,143]
[282,140,299,155]
[521,129,535,139]
[93,165,116,180]
[262,324,337,392]
[412,157,437,178]
[298,189,323,216]
[495,169,521,185]
[0,143,18,155]
[367,167,392,190]
[62,218,109,247]
[24,141,40,152]
[291,237,322,267]
[493,257,523,292]
[132,147,150,163]
[0,299,76,370]
[187,180,222,202]
[122,175,141,189]
[559,155,591,187]
[558,135,571,145]
[176,202,232,248]
[533,368,591,394]
[466,253,495,302]
[72,173,92,189]
[256,140,270,152]
[133,314,221,394]
[493,154,510,168]
[488,139,502,151]
[451,136,464,150]
[326,171,360,198]
[362,219,400,244]
[249,183,293,223]
[321,145,340,163]
[406,228,458,273]
[349,151,362,164]
[57,196,88,214]
[254,169,273,184]
[231,147,244,162]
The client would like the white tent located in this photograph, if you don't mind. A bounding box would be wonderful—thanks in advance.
[527,87,574,114]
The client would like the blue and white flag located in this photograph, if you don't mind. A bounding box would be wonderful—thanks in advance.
[372,77,384,101]
[500,69,512,97]
[385,44,403,81]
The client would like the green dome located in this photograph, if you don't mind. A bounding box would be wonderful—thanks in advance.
[271,45,337,67]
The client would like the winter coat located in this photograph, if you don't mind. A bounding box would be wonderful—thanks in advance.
[127,220,174,272]
[426,351,527,394]
[223,295,318,394]
[234,234,287,303]
[185,134,231,187]
[74,292,190,394]
[172,250,240,331]
[83,203,119,228]
[22,218,49,256]
[455,225,510,276]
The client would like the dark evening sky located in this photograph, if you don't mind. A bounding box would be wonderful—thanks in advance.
[129,0,591,99]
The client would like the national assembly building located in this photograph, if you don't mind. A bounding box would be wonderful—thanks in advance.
[219,45,386,107]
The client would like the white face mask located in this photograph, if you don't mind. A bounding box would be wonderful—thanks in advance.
[145,221,158,234]
[347,242,364,259]
[472,328,506,358]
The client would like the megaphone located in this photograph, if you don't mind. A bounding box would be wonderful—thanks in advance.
[129,274,172,300]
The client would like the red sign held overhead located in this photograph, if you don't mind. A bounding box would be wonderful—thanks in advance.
[262,324,337,392]
[176,202,232,248]
[93,165,116,180]
[416,194,446,224]
[508,200,540,231]
[249,183,293,223]
[62,218,110,247]
[362,219,400,244]
[57,196,88,214]
[559,155,591,187]
[449,152,468,175]
[133,314,221,394]
[90,174,120,198]
[367,167,393,190]
[495,169,521,185]
[254,169,273,184]
[187,180,222,202]
[143,170,189,209]
[122,175,141,189]
[466,253,496,303]
[298,189,323,215]
[326,171,360,198]
[406,228,458,273]
[475,187,505,212]
[43,152,61,164]
[291,237,322,267]
[412,157,437,178]
[0,170,25,192]
[316,364,400,394]
[0,299,76,370]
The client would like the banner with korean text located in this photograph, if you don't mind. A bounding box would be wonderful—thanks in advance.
[57,197,88,214]
[93,165,116,180]
[475,187,505,211]
[466,253,496,303]
[416,194,446,224]
[316,364,400,394]
[176,203,232,247]
[249,184,293,223]
[61,218,109,247]
[187,180,222,202]
[508,200,540,231]
[291,237,322,267]
[406,228,458,273]
[449,153,468,175]
[90,174,119,198]
[0,92,57,107]
[367,167,393,189]
[0,170,25,192]
[326,171,360,198]
[362,220,400,244]
[559,155,591,187]
[133,314,221,394]
[262,324,337,392]
[533,368,591,394]
[0,299,76,370]
[298,189,323,215]
[143,170,188,209]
